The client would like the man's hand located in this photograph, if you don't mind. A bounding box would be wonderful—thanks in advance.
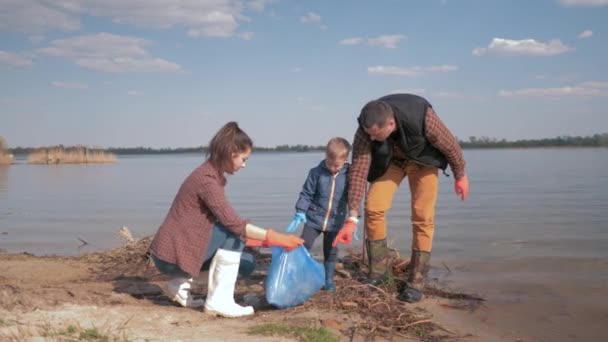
[455,175,469,201]
[285,212,307,233]
[332,217,358,247]
[264,229,304,252]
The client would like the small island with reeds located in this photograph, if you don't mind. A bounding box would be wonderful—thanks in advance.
[27,145,117,164]
[0,136,14,165]
[1,135,117,165]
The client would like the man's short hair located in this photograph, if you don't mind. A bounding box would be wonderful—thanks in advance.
[359,100,393,129]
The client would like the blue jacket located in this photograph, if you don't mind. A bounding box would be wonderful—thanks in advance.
[295,160,349,232]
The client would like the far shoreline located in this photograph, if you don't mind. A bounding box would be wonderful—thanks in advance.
[6,144,608,158]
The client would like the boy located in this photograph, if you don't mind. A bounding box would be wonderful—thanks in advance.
[286,137,355,291]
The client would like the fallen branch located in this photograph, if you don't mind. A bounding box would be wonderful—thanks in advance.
[442,261,452,274]
[77,237,89,247]
[394,319,433,329]
[345,283,390,300]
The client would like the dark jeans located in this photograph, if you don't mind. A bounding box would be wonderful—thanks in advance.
[301,224,338,263]
[152,224,255,278]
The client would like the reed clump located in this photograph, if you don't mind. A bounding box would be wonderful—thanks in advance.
[0,136,13,165]
[0,153,12,165]
[27,146,117,164]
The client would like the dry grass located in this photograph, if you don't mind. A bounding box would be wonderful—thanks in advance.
[1,319,133,341]
[0,153,13,165]
[27,146,117,164]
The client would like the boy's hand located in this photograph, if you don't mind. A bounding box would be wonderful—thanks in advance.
[332,217,358,247]
[285,212,307,233]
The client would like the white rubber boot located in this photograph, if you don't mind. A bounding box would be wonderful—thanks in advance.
[204,249,254,318]
[163,277,206,308]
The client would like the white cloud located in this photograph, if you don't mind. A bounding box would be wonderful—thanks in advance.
[300,12,321,24]
[426,65,459,72]
[127,90,144,96]
[499,81,608,97]
[367,35,406,49]
[559,0,608,6]
[83,0,246,38]
[578,81,608,88]
[0,0,80,33]
[434,91,464,99]
[0,0,267,38]
[369,66,418,77]
[368,65,459,77]
[247,0,274,11]
[339,37,364,46]
[52,81,89,89]
[339,34,406,49]
[577,30,593,39]
[473,38,573,57]
[300,11,325,29]
[39,33,182,73]
[0,50,33,67]
[239,31,255,40]
[292,67,302,72]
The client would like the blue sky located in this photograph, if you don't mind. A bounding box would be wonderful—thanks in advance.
[1,0,607,148]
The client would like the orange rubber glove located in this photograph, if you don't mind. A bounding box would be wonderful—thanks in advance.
[245,239,268,248]
[455,175,469,201]
[264,229,304,252]
[332,217,358,247]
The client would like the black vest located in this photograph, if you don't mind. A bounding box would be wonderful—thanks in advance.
[359,94,448,182]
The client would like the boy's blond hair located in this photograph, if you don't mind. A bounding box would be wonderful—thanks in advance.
[326,137,351,160]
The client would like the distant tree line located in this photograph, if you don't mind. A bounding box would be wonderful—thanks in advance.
[5,133,608,156]
[107,144,325,155]
[8,144,326,155]
[461,133,608,148]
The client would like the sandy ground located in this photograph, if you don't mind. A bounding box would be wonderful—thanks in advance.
[0,244,545,342]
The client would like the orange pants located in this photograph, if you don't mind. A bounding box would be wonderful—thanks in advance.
[364,161,438,252]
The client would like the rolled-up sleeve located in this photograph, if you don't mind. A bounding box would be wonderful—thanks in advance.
[424,108,466,179]
[348,127,371,213]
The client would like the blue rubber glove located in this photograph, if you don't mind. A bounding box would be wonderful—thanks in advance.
[285,212,307,233]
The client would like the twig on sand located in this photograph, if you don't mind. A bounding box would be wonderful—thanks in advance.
[346,284,390,299]
[369,301,391,311]
[442,261,452,274]
[394,319,433,329]
[77,237,89,247]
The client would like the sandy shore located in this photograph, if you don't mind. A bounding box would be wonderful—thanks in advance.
[3,240,602,341]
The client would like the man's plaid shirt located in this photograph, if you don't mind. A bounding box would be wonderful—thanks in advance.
[348,107,466,213]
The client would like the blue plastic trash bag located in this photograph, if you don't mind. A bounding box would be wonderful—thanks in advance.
[265,245,325,309]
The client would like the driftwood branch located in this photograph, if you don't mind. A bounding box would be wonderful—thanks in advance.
[77,237,89,247]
